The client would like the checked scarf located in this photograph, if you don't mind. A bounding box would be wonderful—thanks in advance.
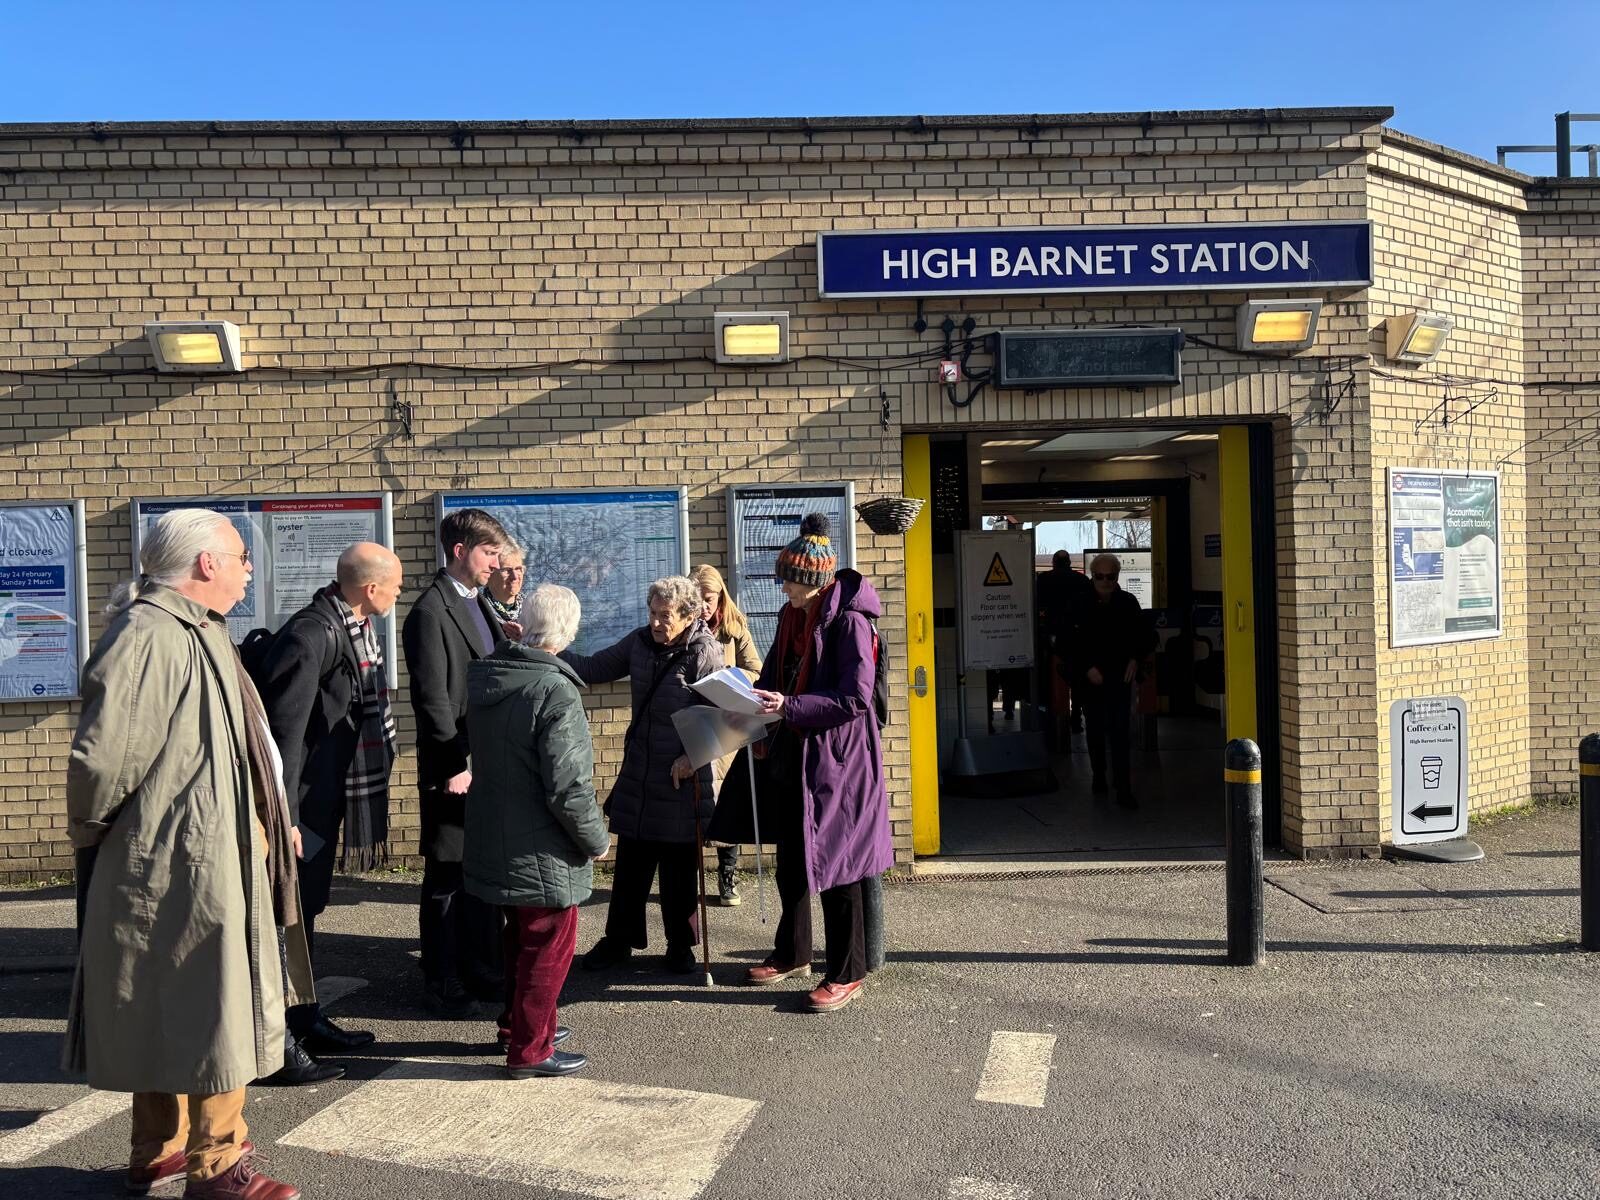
[328,585,397,871]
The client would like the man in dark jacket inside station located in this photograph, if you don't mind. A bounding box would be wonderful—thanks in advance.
[257,541,402,1082]
[464,583,610,1079]
[402,507,512,1016]
[1066,552,1157,808]
[563,574,723,974]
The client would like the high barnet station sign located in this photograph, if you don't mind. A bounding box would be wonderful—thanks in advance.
[816,221,1371,298]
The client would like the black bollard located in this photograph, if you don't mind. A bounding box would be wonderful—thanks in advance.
[1582,735,1600,952]
[1225,738,1265,966]
[863,873,886,972]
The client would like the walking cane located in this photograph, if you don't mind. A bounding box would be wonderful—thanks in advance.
[747,745,767,924]
[692,776,714,988]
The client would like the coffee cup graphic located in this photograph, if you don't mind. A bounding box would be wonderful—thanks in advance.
[1420,755,1443,789]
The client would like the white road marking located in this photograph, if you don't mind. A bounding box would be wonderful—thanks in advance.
[949,1178,1034,1199]
[975,1031,1057,1108]
[0,1090,131,1164]
[280,1058,761,1200]
[314,975,367,1009]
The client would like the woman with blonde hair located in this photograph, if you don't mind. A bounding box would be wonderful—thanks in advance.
[690,563,761,905]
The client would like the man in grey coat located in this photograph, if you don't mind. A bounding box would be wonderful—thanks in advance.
[65,509,301,1200]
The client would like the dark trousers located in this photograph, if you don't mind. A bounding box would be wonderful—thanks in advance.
[419,856,504,990]
[820,880,867,985]
[771,834,812,969]
[1082,679,1133,792]
[605,836,700,952]
[497,905,579,1067]
[771,836,867,985]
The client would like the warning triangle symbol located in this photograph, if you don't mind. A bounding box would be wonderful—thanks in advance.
[983,553,1013,586]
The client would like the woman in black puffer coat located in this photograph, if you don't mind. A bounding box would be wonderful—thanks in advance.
[560,575,723,974]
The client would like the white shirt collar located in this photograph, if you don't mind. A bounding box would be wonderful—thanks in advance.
[447,575,478,600]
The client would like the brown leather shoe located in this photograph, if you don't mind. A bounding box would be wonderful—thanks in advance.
[126,1147,187,1194]
[183,1147,298,1200]
[805,979,864,1012]
[745,959,811,986]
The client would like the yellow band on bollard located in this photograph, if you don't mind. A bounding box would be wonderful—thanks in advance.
[1582,763,1600,777]
[1224,768,1262,784]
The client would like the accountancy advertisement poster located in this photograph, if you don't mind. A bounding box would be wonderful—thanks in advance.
[133,494,396,682]
[1387,470,1501,647]
[0,501,89,701]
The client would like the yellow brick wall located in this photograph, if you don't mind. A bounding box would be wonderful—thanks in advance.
[2,113,1593,875]
[1366,138,1533,836]
[1524,184,1600,791]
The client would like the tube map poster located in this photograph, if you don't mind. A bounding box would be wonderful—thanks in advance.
[1388,470,1501,647]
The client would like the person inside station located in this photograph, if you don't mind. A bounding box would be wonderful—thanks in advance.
[1036,549,1093,743]
[1064,552,1157,808]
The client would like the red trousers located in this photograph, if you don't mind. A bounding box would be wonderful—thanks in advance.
[497,904,579,1067]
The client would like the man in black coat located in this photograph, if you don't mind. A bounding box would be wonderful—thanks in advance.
[1066,553,1157,807]
[401,507,514,1017]
[258,541,402,1078]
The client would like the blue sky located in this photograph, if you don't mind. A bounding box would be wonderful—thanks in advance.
[3,1,1595,167]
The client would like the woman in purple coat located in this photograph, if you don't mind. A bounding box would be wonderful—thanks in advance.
[750,514,893,1013]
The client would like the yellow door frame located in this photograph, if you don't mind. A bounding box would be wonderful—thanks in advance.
[902,435,941,855]
[1218,426,1257,744]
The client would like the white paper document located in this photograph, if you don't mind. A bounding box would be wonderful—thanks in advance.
[688,667,768,715]
[670,706,774,771]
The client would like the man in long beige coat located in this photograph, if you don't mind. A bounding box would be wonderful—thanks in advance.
[64,509,302,1200]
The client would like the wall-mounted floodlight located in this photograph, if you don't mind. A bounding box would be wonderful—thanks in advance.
[1236,299,1322,353]
[714,312,789,365]
[145,320,243,373]
[1385,311,1454,365]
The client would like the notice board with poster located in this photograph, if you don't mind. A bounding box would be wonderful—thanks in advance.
[1387,470,1501,647]
[0,501,89,702]
[438,488,688,657]
[132,494,397,682]
[957,529,1036,671]
[725,482,856,658]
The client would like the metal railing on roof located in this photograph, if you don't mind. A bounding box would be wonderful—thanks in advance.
[1497,112,1600,177]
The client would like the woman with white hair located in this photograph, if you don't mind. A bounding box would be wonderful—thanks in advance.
[560,575,723,974]
[464,584,610,1079]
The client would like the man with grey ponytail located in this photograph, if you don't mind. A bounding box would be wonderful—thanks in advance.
[64,509,303,1200]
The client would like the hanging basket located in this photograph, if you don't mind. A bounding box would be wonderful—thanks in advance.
[855,495,925,536]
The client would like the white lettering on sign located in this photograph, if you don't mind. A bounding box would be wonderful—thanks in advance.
[882,247,978,280]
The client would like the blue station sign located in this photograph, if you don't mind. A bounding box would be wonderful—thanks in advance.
[815,221,1371,299]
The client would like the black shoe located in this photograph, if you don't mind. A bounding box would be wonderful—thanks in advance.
[258,1038,345,1087]
[499,1024,571,1048]
[663,946,697,974]
[297,1012,375,1054]
[1116,790,1139,809]
[582,937,632,971]
[507,1050,587,1079]
[424,977,482,1019]
[1090,775,1109,795]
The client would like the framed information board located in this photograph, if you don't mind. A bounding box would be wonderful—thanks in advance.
[132,494,397,683]
[1387,470,1501,648]
[725,482,855,658]
[438,488,689,656]
[0,500,90,701]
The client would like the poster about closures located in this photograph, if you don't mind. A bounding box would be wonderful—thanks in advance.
[1389,695,1468,844]
[958,529,1036,672]
[726,483,855,656]
[439,489,688,657]
[1388,470,1500,647]
[1081,548,1153,608]
[0,502,87,702]
[134,495,392,652]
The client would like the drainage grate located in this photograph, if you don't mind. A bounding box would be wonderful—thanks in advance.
[890,860,1227,885]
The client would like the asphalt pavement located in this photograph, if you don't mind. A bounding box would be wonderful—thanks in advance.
[2,802,1597,1200]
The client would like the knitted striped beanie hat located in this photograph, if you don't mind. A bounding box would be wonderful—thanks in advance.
[774,513,838,587]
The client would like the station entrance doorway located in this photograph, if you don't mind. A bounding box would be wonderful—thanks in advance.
[901,424,1280,861]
